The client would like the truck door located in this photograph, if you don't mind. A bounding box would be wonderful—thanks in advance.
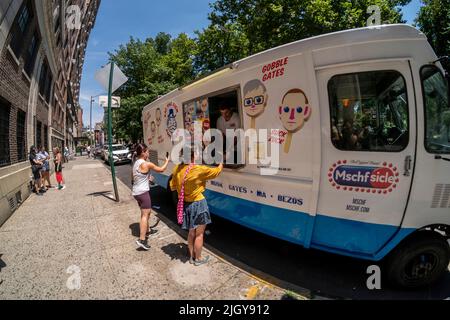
[314,60,417,257]
[404,65,450,229]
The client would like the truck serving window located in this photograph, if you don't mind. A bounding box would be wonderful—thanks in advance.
[420,65,450,154]
[328,70,409,152]
[182,88,244,168]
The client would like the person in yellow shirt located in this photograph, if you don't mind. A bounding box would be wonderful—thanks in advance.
[170,146,223,266]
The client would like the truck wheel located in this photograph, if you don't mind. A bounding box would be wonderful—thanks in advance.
[385,232,450,289]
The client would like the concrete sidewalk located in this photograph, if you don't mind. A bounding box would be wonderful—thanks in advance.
[0,157,300,300]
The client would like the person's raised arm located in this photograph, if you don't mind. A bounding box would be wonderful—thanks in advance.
[200,163,223,180]
[145,155,170,173]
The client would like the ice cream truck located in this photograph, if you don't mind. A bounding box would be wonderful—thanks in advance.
[142,24,450,288]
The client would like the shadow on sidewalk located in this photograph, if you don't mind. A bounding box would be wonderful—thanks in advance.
[129,221,163,238]
[0,254,5,271]
[86,191,116,202]
[129,223,140,238]
[0,254,4,286]
[161,243,190,263]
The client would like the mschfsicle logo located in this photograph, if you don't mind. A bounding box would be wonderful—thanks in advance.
[328,161,400,194]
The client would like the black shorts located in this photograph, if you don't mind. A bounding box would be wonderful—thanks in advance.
[32,167,41,180]
[134,192,151,210]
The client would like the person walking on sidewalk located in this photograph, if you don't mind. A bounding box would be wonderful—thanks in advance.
[170,146,223,266]
[133,143,170,251]
[53,147,66,190]
[29,146,45,195]
[38,146,53,190]
[64,146,69,163]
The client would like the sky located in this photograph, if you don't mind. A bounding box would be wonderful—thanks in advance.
[79,0,423,128]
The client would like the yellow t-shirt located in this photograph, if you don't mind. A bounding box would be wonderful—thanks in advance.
[170,164,222,202]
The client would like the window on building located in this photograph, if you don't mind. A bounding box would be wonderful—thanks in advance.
[9,1,34,57]
[17,109,27,162]
[421,65,450,154]
[36,120,42,149]
[0,97,11,167]
[24,31,40,76]
[328,70,409,152]
[44,125,48,151]
[39,61,53,103]
[39,62,48,96]
[45,76,53,103]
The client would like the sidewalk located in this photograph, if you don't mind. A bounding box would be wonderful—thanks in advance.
[0,157,300,300]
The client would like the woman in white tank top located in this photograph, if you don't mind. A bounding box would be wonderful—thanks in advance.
[132,144,169,251]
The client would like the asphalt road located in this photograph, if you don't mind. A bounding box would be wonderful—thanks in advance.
[101,157,450,300]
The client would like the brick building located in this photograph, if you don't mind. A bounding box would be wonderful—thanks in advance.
[0,0,101,225]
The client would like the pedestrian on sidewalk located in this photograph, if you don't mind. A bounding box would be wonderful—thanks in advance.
[133,143,170,251]
[29,146,45,195]
[87,145,91,159]
[53,147,66,190]
[64,146,69,163]
[170,145,223,266]
[38,146,53,190]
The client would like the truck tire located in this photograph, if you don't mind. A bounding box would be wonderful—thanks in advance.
[384,232,450,289]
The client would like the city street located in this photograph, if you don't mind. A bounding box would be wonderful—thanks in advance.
[105,159,450,300]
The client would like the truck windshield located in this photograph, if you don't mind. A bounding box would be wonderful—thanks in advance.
[421,65,450,154]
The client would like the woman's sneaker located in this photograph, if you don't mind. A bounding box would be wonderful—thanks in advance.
[194,255,210,266]
[136,239,150,251]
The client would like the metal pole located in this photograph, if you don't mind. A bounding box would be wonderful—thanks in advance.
[90,96,93,146]
[107,62,120,202]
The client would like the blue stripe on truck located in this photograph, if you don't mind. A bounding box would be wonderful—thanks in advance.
[154,173,415,261]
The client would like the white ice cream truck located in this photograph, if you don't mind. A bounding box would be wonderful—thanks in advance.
[142,24,450,288]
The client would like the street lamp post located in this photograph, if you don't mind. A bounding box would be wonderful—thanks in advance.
[90,96,94,146]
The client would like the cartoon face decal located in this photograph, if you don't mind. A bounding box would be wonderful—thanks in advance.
[156,108,162,127]
[243,80,268,118]
[278,89,311,153]
[278,89,311,133]
[165,102,179,138]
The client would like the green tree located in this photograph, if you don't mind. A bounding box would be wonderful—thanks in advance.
[415,0,450,72]
[196,0,411,72]
[108,34,197,142]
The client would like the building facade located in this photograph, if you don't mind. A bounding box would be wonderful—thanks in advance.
[0,0,101,226]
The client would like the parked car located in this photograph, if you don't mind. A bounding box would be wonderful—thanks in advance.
[103,144,131,164]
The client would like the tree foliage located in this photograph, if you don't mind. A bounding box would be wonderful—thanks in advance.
[415,0,450,72]
[108,34,197,142]
[195,0,411,71]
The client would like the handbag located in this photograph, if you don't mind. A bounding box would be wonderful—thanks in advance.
[177,164,194,225]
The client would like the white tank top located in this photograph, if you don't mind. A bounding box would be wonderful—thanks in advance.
[132,159,150,196]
